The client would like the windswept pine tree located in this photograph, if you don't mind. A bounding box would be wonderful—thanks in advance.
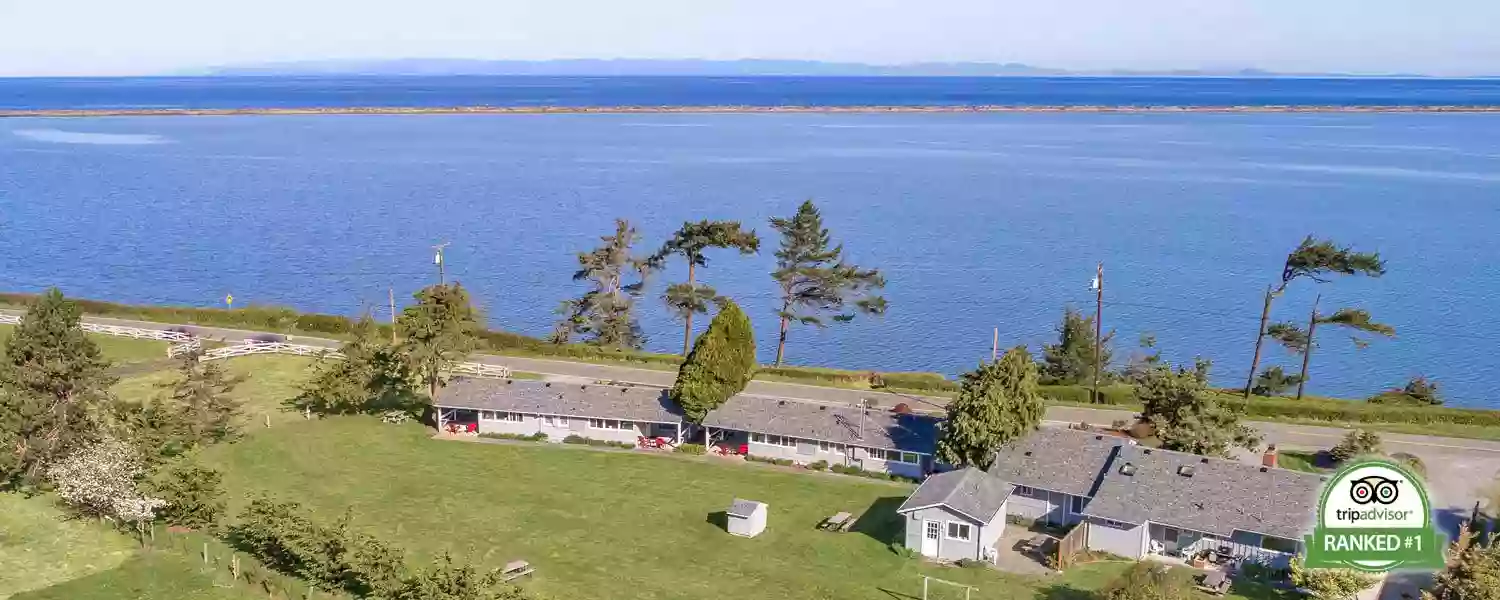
[1244,236,1385,397]
[1267,302,1395,399]
[551,219,655,349]
[935,346,1044,469]
[670,299,757,424]
[1040,306,1114,386]
[768,200,886,366]
[651,220,760,355]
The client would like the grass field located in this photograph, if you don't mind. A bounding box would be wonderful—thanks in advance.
[1276,451,1325,474]
[191,416,1285,600]
[0,495,137,598]
[111,355,317,422]
[9,552,261,600]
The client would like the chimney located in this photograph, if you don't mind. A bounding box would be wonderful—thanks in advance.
[1262,444,1279,468]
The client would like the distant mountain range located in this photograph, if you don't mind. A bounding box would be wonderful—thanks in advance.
[202,59,1433,78]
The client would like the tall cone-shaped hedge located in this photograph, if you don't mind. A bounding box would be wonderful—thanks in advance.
[671,298,756,423]
[935,346,1044,469]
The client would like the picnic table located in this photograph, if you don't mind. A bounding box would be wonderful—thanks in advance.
[819,512,855,531]
[1023,534,1050,553]
[502,560,535,582]
[1196,570,1229,595]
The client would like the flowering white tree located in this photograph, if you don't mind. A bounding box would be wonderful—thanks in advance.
[45,437,166,529]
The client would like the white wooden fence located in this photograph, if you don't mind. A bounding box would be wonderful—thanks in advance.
[2,313,512,379]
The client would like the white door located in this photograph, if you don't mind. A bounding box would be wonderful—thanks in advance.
[921,520,940,556]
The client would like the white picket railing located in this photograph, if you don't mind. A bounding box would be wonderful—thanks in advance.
[2,313,513,379]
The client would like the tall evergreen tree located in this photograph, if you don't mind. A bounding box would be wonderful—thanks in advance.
[1040,306,1114,385]
[1244,236,1385,397]
[935,346,1045,469]
[1424,531,1500,600]
[669,299,756,424]
[161,348,244,446]
[0,288,116,486]
[651,220,760,355]
[551,219,655,348]
[1138,360,1261,457]
[398,283,481,427]
[768,200,886,366]
[291,316,417,416]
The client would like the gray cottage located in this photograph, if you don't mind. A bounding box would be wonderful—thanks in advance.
[436,380,685,444]
[702,396,939,477]
[897,428,1323,566]
[896,468,1014,562]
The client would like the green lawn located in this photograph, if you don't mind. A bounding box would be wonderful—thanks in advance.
[111,355,317,425]
[0,494,137,598]
[1277,451,1326,474]
[192,417,1277,600]
[0,324,170,366]
[10,552,261,600]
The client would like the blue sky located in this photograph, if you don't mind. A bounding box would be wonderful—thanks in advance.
[1,0,1496,76]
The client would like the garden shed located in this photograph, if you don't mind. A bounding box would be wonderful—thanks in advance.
[726,499,767,538]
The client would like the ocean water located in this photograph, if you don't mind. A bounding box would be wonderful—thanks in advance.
[2,110,1498,406]
[4,75,1500,110]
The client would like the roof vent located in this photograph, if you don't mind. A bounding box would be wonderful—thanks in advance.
[1259,466,1269,473]
[778,400,786,406]
[819,406,826,411]
[1200,457,1209,464]
[1143,449,1153,455]
[1024,451,1033,457]
[580,385,587,390]
[1177,465,1195,477]
[1095,435,1104,440]
[1119,463,1136,476]
[506,379,513,384]
[544,382,552,388]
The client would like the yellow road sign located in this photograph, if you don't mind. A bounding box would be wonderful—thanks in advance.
[225,294,234,308]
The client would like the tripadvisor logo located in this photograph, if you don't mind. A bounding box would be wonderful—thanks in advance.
[1304,460,1445,572]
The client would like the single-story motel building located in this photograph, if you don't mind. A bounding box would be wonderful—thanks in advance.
[896,428,1323,567]
[435,379,938,478]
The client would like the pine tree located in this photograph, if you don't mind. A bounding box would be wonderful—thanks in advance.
[0,288,116,486]
[1244,236,1385,397]
[551,219,655,348]
[1267,306,1394,399]
[670,299,756,423]
[768,200,886,366]
[291,316,417,416]
[398,283,481,426]
[936,346,1045,469]
[161,348,244,446]
[652,220,760,355]
[1040,306,1114,385]
[1138,361,1261,457]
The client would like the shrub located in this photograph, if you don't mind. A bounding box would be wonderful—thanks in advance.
[955,558,989,569]
[1369,376,1444,406]
[1330,430,1383,464]
[1110,419,1128,430]
[808,460,828,471]
[293,313,353,334]
[150,462,225,531]
[675,443,706,455]
[563,435,588,445]
[890,543,919,559]
[1127,421,1155,440]
[1389,452,1426,477]
[478,432,547,442]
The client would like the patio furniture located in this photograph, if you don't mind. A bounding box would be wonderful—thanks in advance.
[501,560,534,582]
[820,512,852,531]
[1196,570,1229,596]
[1023,534,1050,554]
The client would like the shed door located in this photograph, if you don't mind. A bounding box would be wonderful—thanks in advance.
[922,520,940,556]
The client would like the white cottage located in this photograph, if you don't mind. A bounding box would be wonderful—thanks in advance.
[727,499,768,537]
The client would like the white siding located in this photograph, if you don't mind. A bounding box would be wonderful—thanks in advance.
[903,506,983,561]
[1086,517,1147,559]
[1005,488,1084,526]
[473,412,657,445]
[978,500,1007,563]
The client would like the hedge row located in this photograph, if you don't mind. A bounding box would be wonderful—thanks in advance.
[757,365,959,393]
[1039,384,1500,428]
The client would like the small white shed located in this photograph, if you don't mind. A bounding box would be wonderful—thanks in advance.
[726,498,767,538]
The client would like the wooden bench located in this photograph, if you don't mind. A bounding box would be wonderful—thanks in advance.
[502,560,535,582]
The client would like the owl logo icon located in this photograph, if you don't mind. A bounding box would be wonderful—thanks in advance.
[1349,475,1400,505]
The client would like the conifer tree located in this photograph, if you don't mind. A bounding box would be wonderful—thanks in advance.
[398,283,481,427]
[1041,306,1114,385]
[652,220,760,355]
[936,346,1044,469]
[670,299,756,423]
[1138,360,1261,457]
[768,200,886,366]
[0,288,115,485]
[551,219,655,348]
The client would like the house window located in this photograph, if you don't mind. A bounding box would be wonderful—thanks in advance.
[588,419,632,430]
[750,433,765,443]
[543,415,559,427]
[1102,519,1130,529]
[481,411,496,420]
[1163,527,1180,543]
[758,435,795,447]
[946,522,972,542]
[925,521,941,540]
[867,449,920,464]
[1070,495,1085,514]
[500,412,524,423]
[1015,485,1035,498]
[817,441,846,453]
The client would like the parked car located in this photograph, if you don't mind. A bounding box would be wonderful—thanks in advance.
[245,333,286,345]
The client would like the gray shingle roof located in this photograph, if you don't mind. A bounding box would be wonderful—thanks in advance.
[986,428,1126,497]
[728,499,764,518]
[1081,445,1325,540]
[703,395,939,454]
[896,468,1014,523]
[439,379,681,423]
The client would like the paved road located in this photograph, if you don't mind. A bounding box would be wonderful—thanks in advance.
[17,310,1499,518]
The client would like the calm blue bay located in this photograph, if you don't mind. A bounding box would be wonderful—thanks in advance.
[1,77,1497,406]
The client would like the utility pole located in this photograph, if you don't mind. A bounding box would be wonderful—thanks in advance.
[1244,284,1274,398]
[432,242,450,285]
[388,286,398,344]
[1295,294,1320,401]
[991,328,998,362]
[1092,262,1103,404]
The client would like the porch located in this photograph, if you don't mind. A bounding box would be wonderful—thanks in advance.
[1147,523,1298,569]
